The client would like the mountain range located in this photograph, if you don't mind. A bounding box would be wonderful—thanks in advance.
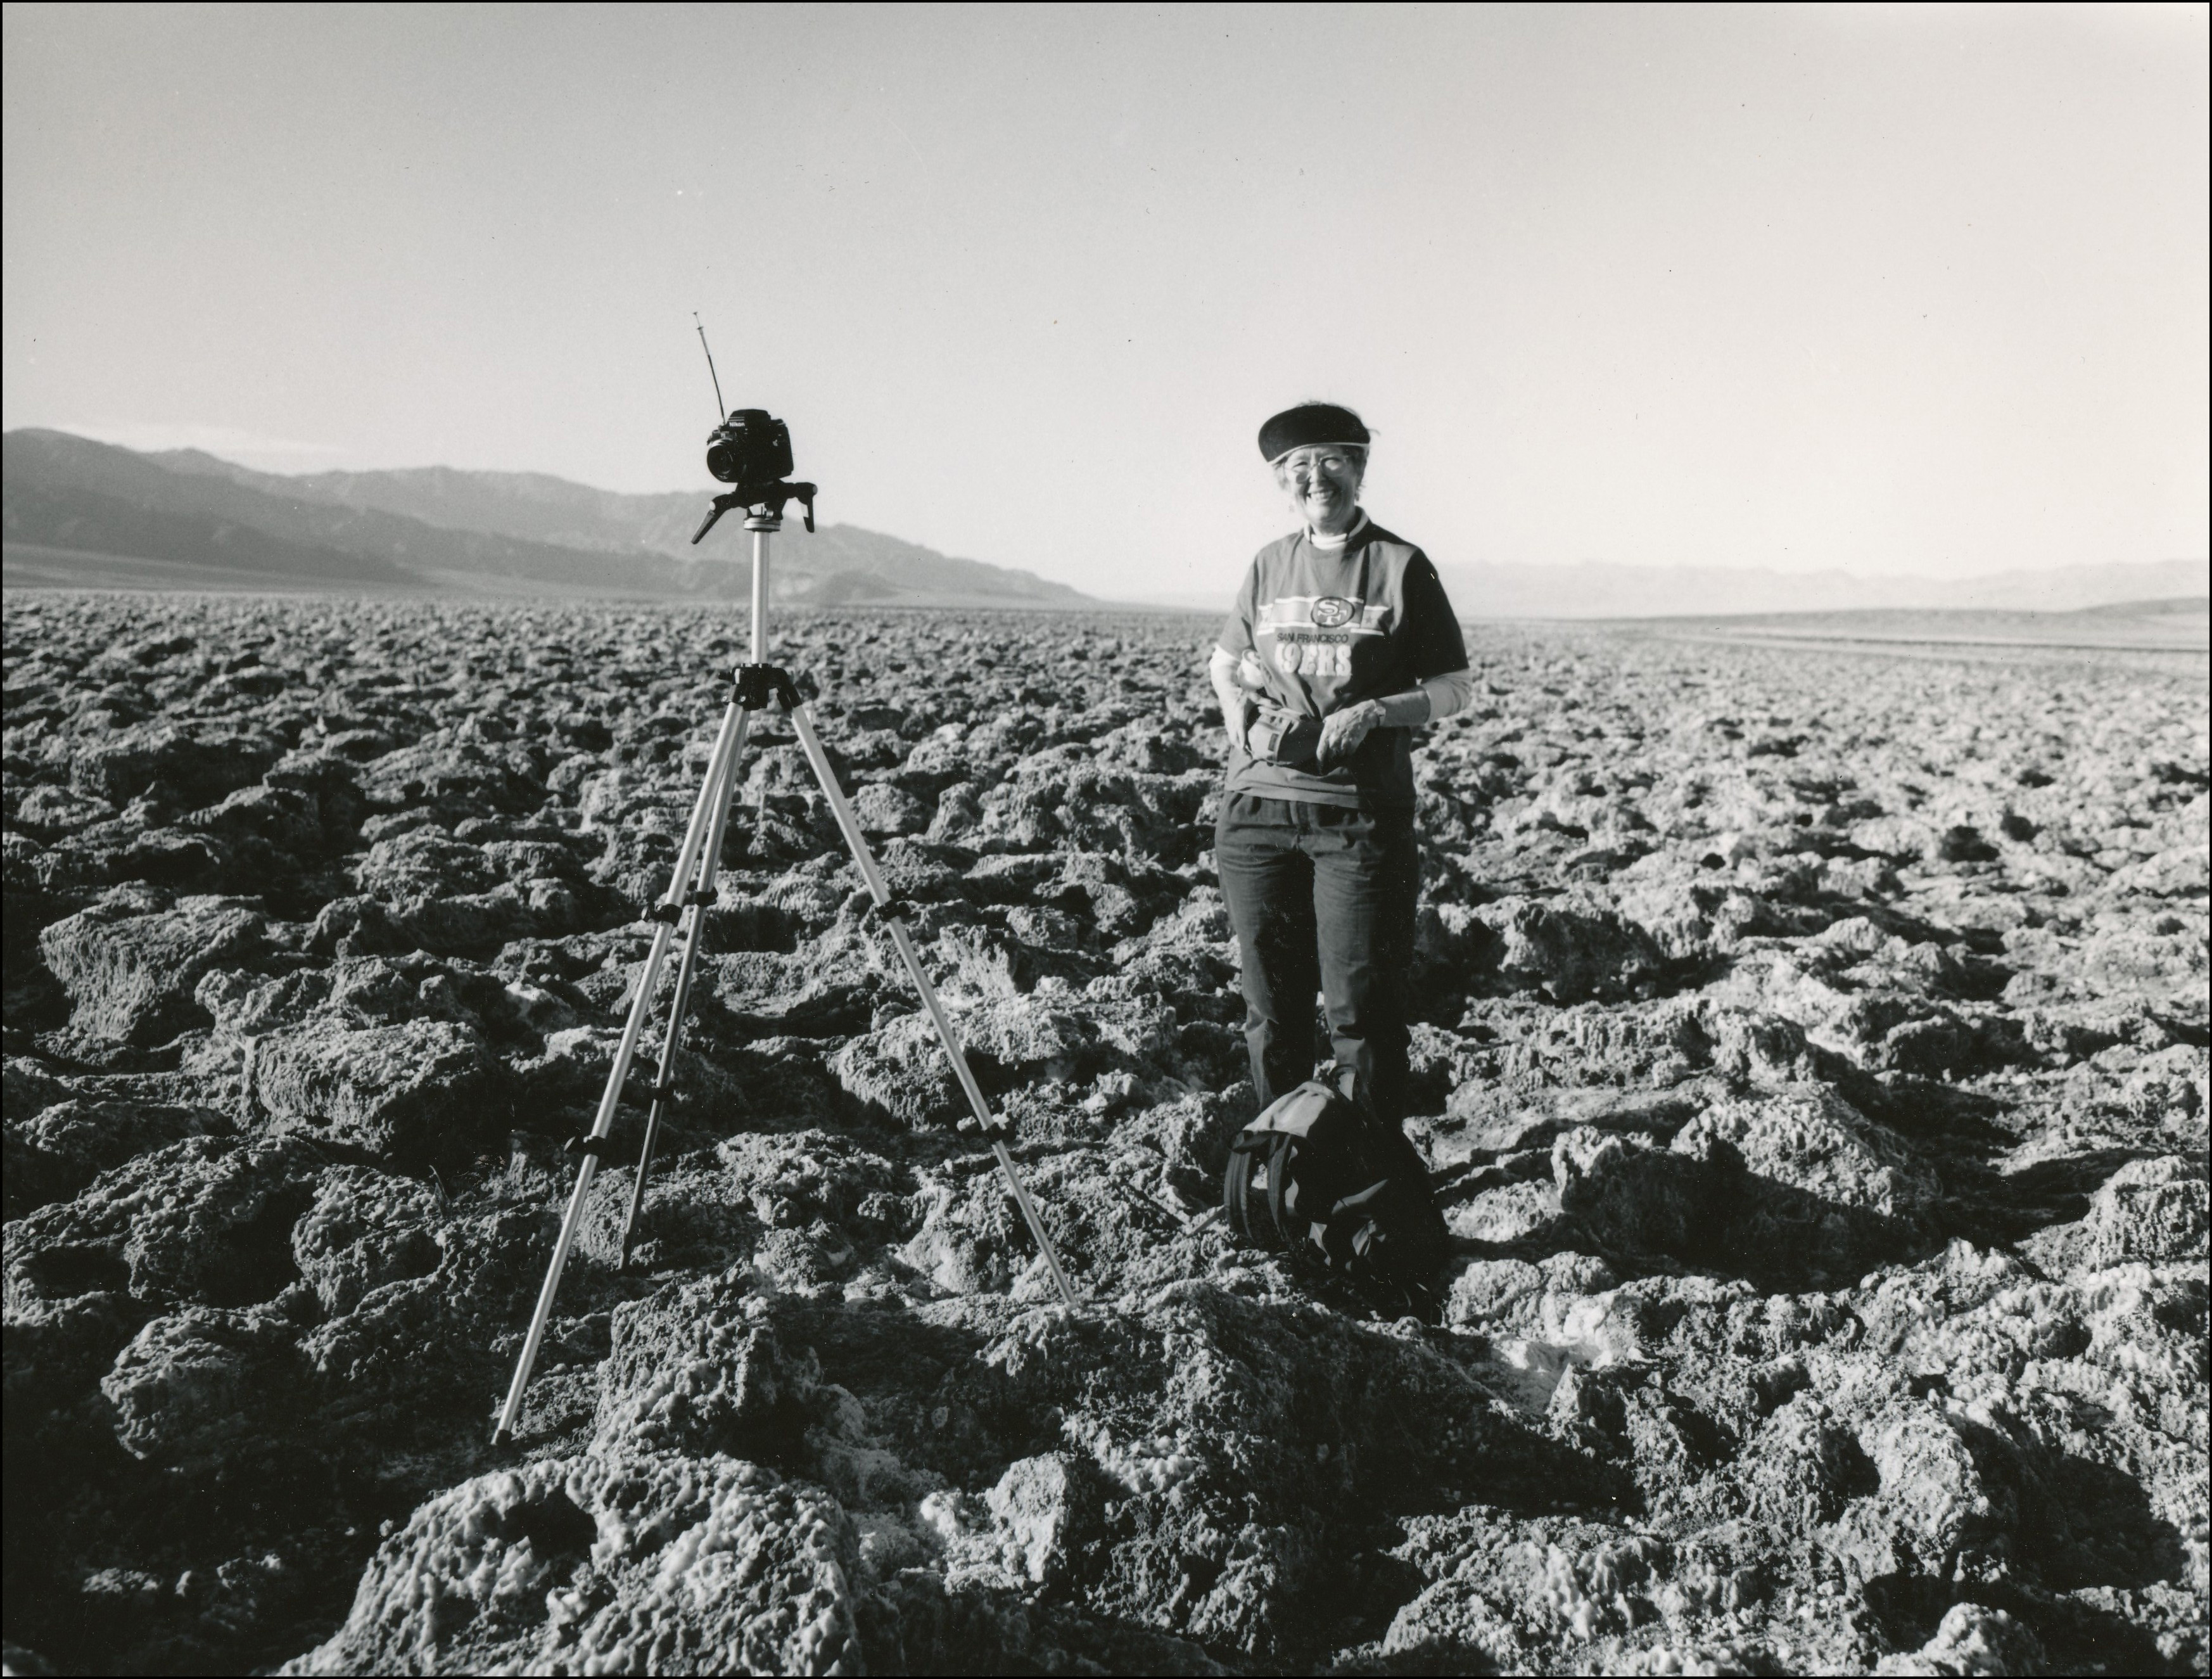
[1430,555,2207,620]
[4,428,2200,618]
[1,430,1086,608]
[1152,555,2207,619]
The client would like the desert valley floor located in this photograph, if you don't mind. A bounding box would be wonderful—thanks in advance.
[2,594,2204,1675]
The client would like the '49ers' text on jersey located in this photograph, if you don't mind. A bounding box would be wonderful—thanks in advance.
[1253,595,1392,677]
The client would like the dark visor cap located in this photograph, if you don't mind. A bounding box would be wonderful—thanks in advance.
[1257,402,1370,463]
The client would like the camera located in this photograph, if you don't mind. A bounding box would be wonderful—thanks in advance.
[705,409,794,489]
[690,409,815,544]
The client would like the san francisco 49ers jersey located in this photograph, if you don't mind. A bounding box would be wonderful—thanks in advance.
[1217,518,1469,810]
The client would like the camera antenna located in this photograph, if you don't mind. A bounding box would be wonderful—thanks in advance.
[693,312,727,419]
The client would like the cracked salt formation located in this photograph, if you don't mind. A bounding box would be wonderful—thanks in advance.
[2,597,2205,1673]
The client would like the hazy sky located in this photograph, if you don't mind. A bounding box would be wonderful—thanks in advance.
[4,3,2205,597]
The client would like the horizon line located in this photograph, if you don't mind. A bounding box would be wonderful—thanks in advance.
[10,424,2204,586]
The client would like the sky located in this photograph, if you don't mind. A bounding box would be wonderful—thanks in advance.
[4,3,2206,599]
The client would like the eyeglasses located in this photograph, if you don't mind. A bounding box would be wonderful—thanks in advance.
[1278,451,1363,483]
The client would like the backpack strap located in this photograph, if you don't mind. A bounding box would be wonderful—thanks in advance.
[1265,1132,1297,1253]
[1225,1127,1297,1250]
[1223,1130,1259,1242]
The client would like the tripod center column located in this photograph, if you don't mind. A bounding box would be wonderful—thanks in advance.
[744,515,779,664]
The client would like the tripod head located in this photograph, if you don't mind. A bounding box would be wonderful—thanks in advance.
[692,478,817,544]
[683,327,820,544]
[690,410,816,542]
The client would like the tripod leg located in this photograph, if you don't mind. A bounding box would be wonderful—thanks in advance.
[784,704,1083,1308]
[616,705,753,1270]
[492,699,749,1444]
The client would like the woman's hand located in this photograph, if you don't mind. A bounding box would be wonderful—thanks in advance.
[1209,646,1257,760]
[1226,697,1256,758]
[1316,698,1385,766]
[1226,654,1269,757]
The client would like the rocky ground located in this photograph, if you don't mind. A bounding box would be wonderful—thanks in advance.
[1,592,2204,1676]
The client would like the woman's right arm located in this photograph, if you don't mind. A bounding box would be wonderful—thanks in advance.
[1210,645,1254,757]
[1213,558,1268,759]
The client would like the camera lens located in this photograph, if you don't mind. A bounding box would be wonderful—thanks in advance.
[706,434,744,483]
[703,411,794,487]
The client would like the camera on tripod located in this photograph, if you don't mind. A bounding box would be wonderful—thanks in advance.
[692,408,816,544]
[706,409,793,488]
[490,321,1081,1443]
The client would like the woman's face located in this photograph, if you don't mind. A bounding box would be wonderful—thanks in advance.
[1274,445,1365,535]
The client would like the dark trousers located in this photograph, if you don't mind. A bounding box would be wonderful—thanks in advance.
[1214,791,1420,1127]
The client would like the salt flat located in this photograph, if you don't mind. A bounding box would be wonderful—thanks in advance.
[3,593,2204,1675]
[1616,599,2210,660]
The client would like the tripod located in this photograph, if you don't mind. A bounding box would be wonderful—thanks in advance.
[492,508,1079,1446]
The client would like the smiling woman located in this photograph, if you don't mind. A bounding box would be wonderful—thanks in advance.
[1270,438,1368,546]
[1206,401,1477,1135]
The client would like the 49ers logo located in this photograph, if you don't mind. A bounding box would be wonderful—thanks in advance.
[1254,594,1380,679]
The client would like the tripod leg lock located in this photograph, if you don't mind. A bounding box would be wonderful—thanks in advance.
[565,1121,648,1162]
[646,883,723,928]
[734,663,802,711]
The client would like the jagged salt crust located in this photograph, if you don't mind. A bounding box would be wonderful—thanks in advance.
[1,596,2204,1675]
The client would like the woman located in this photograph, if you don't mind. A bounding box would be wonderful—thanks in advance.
[1209,402,1473,1133]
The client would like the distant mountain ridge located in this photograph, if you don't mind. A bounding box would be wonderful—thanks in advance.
[1435,555,2209,619]
[1147,554,2205,619]
[7,428,2197,616]
[2,430,1087,606]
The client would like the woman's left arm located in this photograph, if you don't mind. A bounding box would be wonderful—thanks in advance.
[1316,558,1474,760]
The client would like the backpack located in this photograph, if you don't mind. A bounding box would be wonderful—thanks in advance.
[1222,1080,1449,1314]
